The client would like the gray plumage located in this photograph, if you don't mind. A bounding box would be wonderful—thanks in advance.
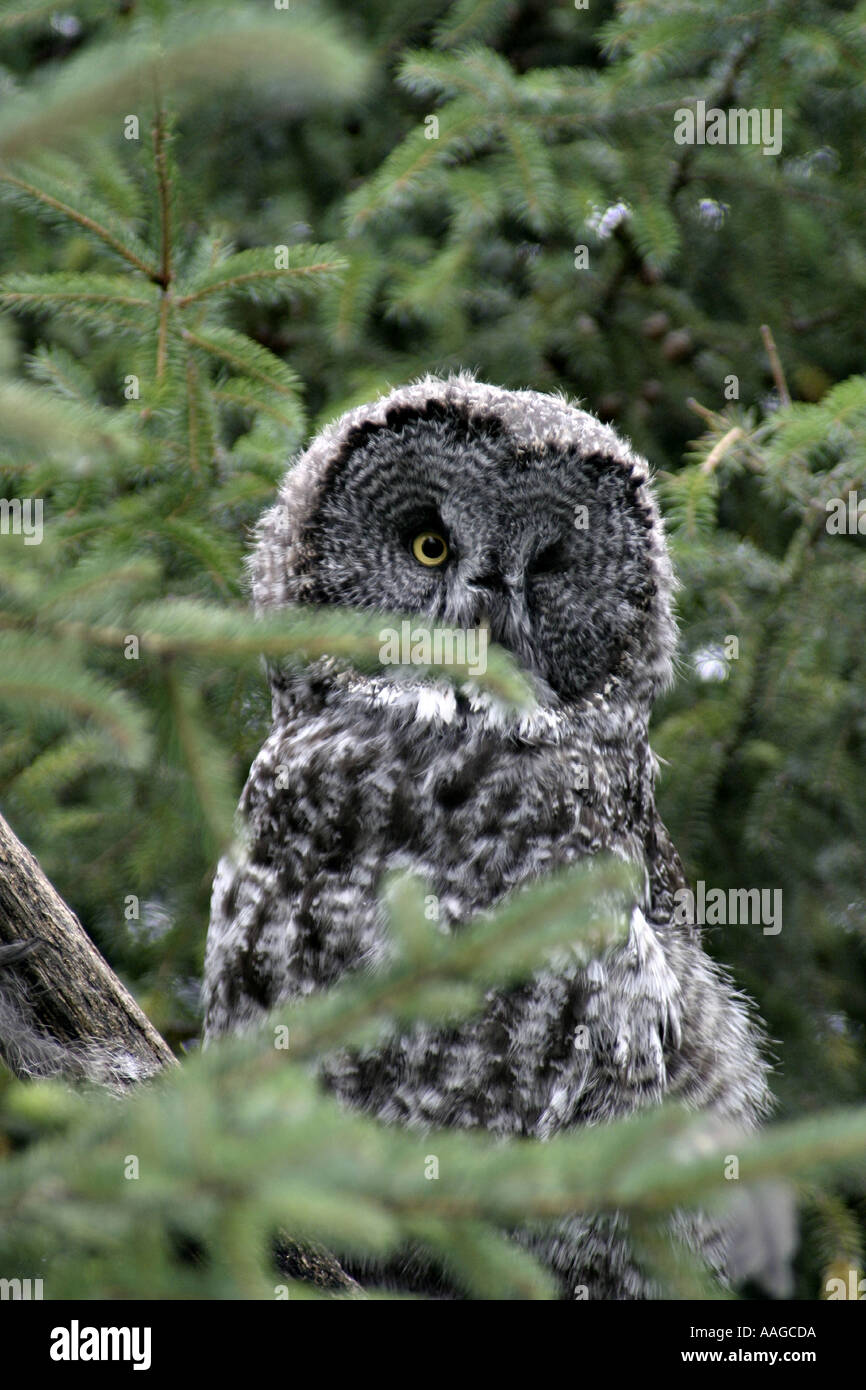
[203,372,772,1298]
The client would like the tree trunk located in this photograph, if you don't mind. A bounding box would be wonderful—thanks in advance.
[0,809,176,1088]
[0,811,363,1290]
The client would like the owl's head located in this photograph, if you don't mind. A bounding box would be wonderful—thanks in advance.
[251,374,677,711]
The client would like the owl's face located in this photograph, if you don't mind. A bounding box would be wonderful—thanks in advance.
[298,404,658,705]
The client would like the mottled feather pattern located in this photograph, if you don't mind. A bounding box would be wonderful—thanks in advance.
[203,373,772,1298]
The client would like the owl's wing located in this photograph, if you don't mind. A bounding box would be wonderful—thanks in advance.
[202,712,392,1040]
[644,811,690,925]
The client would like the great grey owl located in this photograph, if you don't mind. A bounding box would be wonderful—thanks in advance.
[203,372,772,1299]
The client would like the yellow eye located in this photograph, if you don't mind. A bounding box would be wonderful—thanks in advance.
[411,531,449,567]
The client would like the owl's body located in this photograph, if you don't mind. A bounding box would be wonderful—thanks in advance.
[204,374,771,1298]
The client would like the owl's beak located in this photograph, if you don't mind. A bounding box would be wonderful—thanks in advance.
[462,557,524,597]
[454,562,531,655]
[464,569,508,596]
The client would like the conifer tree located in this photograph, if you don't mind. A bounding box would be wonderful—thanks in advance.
[0,0,863,1300]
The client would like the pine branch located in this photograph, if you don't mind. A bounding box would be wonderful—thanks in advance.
[176,245,347,307]
[498,119,557,232]
[24,345,100,405]
[0,10,372,160]
[433,0,515,51]
[0,378,131,459]
[154,518,239,593]
[0,169,158,279]
[163,669,236,850]
[0,633,150,763]
[398,45,517,106]
[181,326,302,397]
[344,98,489,230]
[151,115,170,287]
[211,378,305,434]
[131,598,535,706]
[270,863,635,1060]
[0,274,159,328]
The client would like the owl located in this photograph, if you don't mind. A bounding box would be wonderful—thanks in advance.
[203,373,772,1299]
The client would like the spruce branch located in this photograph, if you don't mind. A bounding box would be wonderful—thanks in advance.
[433,0,515,51]
[0,10,372,160]
[181,326,302,397]
[210,379,304,433]
[0,633,150,762]
[163,668,236,851]
[152,109,174,381]
[0,273,158,316]
[176,246,347,307]
[0,169,158,280]
[268,863,636,1060]
[344,99,488,230]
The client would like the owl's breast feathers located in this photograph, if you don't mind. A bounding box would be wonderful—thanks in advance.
[204,673,768,1137]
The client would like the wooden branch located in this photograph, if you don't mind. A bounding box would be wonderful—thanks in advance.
[700,425,745,475]
[760,323,791,407]
[0,809,176,1088]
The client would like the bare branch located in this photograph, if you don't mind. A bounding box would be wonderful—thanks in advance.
[0,810,176,1089]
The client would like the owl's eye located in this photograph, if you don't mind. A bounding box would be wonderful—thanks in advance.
[411,531,449,567]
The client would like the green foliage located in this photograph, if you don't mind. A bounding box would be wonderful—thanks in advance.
[0,0,864,1300]
[3,863,864,1300]
[0,2,371,161]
